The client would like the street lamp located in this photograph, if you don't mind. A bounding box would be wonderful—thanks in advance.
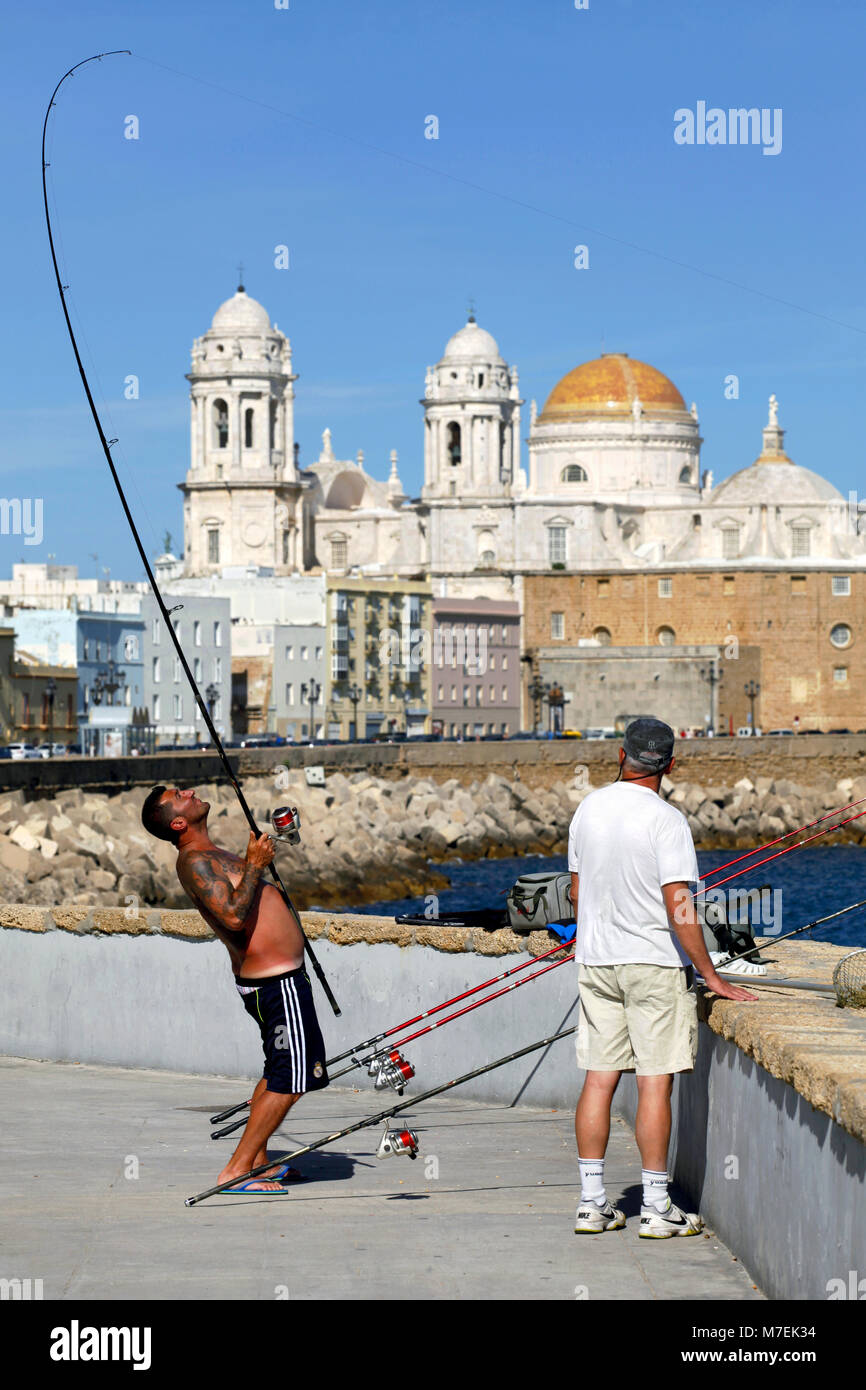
[527,672,549,736]
[45,678,56,756]
[346,682,361,741]
[744,679,760,731]
[699,660,724,736]
[301,678,321,741]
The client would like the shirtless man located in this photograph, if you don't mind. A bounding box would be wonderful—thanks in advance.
[141,784,329,1193]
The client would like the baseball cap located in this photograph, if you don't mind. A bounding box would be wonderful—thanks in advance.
[622,716,675,770]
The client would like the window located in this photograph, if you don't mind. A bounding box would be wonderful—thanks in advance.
[213,657,222,682]
[214,621,222,646]
[489,685,496,702]
[83,686,89,708]
[286,683,294,706]
[286,645,294,661]
[194,702,201,722]
[489,654,496,670]
[561,465,588,483]
[830,624,852,649]
[174,694,182,720]
[593,627,611,646]
[207,529,220,564]
[449,481,456,497]
[213,399,229,449]
[463,685,470,706]
[331,538,347,568]
[315,646,323,660]
[657,626,676,646]
[597,578,610,598]
[475,687,483,706]
[447,422,461,465]
[658,577,673,597]
[244,408,254,449]
[833,576,851,596]
[451,685,457,701]
[792,526,811,557]
[679,465,693,484]
[152,618,160,645]
[723,575,735,595]
[834,667,848,684]
[194,621,201,647]
[548,527,567,566]
[791,575,807,595]
[152,657,160,682]
[551,612,565,640]
[174,656,181,683]
[83,639,90,660]
[194,657,202,682]
[501,685,508,702]
[479,550,496,569]
[153,694,160,720]
[502,654,508,670]
[722,527,739,560]
[301,646,308,660]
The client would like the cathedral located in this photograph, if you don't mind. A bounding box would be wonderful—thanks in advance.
[180,284,866,592]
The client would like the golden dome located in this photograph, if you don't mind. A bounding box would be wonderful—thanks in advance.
[539,353,688,422]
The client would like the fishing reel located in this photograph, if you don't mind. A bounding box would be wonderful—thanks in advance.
[376,1123,419,1160]
[367,1049,415,1094]
[271,806,302,845]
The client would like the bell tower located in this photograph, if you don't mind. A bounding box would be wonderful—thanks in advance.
[181,283,304,574]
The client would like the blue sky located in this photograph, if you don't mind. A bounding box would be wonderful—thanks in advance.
[2,0,864,578]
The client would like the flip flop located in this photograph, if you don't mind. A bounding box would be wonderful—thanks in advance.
[218,1178,292,1195]
[269,1164,306,1184]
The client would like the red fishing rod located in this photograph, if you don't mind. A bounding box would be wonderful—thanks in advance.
[209,932,576,1127]
[696,806,866,897]
[189,1023,579,1204]
[700,796,866,883]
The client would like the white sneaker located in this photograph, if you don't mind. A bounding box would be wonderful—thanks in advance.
[574,1198,626,1234]
[639,1201,703,1238]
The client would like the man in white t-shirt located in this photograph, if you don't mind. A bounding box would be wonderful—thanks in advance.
[568,716,757,1238]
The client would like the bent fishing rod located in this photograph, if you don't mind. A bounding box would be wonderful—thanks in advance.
[41,53,339,1017]
[693,805,866,898]
[187,1023,578,1205]
[211,945,576,1137]
[209,932,577,1128]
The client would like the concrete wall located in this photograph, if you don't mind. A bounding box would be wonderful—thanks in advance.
[1,919,864,1300]
[3,731,866,799]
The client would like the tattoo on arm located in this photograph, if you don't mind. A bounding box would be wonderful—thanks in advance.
[178,851,263,931]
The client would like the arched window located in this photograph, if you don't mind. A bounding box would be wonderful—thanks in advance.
[447,422,461,465]
[244,408,254,448]
[270,402,278,449]
[593,627,612,646]
[657,626,676,646]
[679,465,692,484]
[213,399,229,449]
[477,529,496,569]
[561,464,588,483]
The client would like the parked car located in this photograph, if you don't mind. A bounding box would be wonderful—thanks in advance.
[767,729,795,737]
[38,743,68,758]
[582,727,615,740]
[736,727,762,737]
[7,743,40,760]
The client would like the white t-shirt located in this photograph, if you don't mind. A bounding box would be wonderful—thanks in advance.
[567,782,699,967]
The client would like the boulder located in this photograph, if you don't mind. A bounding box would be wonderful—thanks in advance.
[10,826,41,853]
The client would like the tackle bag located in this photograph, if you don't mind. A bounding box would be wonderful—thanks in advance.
[506,872,574,932]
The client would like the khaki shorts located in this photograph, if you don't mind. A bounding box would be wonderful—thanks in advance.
[576,963,698,1075]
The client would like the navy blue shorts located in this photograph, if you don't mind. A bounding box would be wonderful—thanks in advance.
[236,966,330,1095]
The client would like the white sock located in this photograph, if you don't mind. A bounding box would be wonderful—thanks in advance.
[642,1169,670,1212]
[578,1156,606,1204]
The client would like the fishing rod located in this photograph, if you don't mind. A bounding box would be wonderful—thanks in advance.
[211,947,576,1136]
[187,1024,578,1205]
[695,806,866,897]
[699,796,866,884]
[41,53,339,1017]
[209,932,577,1129]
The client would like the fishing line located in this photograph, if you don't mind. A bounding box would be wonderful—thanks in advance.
[41,52,340,1016]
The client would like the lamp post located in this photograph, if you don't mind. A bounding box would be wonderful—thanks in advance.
[699,660,723,736]
[346,682,361,741]
[301,678,321,741]
[403,687,412,735]
[744,679,760,731]
[45,677,56,756]
[547,682,567,735]
[527,673,549,736]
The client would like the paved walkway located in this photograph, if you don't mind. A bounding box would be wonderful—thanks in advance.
[0,1057,762,1301]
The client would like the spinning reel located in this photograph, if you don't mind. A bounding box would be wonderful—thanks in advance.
[376,1123,419,1160]
[271,806,302,845]
[367,1049,415,1094]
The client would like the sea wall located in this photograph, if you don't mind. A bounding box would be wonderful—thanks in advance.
[0,905,863,1299]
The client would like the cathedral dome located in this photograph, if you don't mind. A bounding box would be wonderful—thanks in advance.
[210,286,272,333]
[539,353,688,422]
[441,317,504,363]
[711,397,843,505]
